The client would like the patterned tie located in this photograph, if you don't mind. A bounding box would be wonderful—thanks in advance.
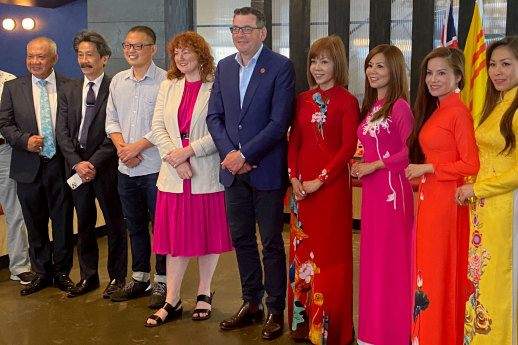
[37,80,56,158]
[79,82,96,148]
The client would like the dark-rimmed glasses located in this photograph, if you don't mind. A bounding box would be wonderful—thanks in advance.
[229,26,262,34]
[122,43,154,51]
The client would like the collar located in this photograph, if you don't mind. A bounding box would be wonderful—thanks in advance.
[32,69,56,86]
[502,86,518,104]
[125,61,157,81]
[437,91,461,108]
[83,73,104,89]
[235,44,263,68]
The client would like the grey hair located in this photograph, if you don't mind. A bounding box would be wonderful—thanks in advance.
[27,37,57,56]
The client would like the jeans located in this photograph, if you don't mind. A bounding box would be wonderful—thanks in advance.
[117,172,166,281]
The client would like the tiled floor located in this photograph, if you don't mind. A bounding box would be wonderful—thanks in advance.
[0,227,360,345]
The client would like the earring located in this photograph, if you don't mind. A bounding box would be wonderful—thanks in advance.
[455,87,461,93]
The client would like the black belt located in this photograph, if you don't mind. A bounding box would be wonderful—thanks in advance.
[180,133,189,139]
[0,138,5,145]
[40,156,54,163]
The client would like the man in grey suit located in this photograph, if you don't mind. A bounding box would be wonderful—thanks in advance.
[0,37,75,296]
[0,70,33,285]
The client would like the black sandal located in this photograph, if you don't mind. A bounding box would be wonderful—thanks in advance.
[192,291,214,321]
[145,300,182,327]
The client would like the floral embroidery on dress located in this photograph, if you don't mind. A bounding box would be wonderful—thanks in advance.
[464,199,492,345]
[290,198,326,344]
[318,169,329,182]
[413,270,430,344]
[311,92,329,140]
[362,106,397,209]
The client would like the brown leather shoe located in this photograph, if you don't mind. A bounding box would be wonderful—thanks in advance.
[220,301,264,330]
[262,313,284,340]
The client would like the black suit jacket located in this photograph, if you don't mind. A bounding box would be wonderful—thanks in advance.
[56,75,117,178]
[0,72,70,183]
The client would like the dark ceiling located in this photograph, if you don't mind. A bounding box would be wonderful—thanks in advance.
[0,0,76,8]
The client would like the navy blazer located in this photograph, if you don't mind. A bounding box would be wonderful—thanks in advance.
[0,72,70,183]
[207,46,296,190]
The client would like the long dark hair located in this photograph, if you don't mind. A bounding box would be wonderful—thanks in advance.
[479,36,518,155]
[360,44,409,121]
[408,47,465,163]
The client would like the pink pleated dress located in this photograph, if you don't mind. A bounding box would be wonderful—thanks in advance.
[153,80,233,257]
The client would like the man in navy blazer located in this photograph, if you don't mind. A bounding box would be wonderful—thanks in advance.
[207,6,295,340]
[56,31,127,298]
[0,37,75,295]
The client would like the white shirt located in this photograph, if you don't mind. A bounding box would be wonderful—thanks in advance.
[0,70,16,140]
[31,71,58,139]
[79,73,104,139]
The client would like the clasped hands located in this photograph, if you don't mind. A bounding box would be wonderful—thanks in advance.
[291,178,323,201]
[165,146,194,180]
[75,161,96,183]
[221,151,256,175]
[455,183,475,206]
[351,161,378,179]
[117,142,143,168]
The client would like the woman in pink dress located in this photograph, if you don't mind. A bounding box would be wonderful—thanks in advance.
[351,44,414,345]
[145,31,233,327]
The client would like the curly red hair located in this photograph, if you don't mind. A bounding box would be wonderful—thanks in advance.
[167,31,215,82]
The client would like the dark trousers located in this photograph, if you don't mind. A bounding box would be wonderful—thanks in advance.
[225,174,287,315]
[71,168,127,281]
[117,172,165,277]
[16,156,74,280]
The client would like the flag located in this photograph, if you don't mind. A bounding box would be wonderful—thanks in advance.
[460,2,487,127]
[441,0,458,48]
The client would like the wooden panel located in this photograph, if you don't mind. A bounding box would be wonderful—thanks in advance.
[328,0,350,61]
[289,0,310,95]
[410,0,434,103]
[369,0,390,50]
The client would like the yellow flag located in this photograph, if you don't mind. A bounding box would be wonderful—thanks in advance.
[460,2,487,128]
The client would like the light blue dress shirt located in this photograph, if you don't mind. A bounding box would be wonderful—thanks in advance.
[235,44,264,108]
[105,62,167,177]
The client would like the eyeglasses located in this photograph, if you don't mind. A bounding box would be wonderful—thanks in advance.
[121,43,154,51]
[229,26,262,34]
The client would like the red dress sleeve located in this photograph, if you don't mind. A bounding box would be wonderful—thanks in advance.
[318,93,360,184]
[434,106,480,181]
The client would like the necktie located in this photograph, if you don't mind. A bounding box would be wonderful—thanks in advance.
[79,82,96,148]
[37,80,56,158]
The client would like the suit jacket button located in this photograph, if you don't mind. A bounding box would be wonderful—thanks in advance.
[238,125,242,130]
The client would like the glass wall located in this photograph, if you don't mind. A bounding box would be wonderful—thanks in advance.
[310,0,328,45]
[272,0,290,57]
[348,0,369,102]
[391,0,413,88]
[433,0,506,48]
[195,0,250,63]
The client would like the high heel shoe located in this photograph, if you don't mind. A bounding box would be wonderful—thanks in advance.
[145,300,182,327]
[192,291,214,321]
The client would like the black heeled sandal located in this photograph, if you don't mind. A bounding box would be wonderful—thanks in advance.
[192,291,214,321]
[145,300,182,327]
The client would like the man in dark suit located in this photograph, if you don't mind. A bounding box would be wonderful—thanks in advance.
[0,37,75,295]
[56,31,127,298]
[206,7,295,340]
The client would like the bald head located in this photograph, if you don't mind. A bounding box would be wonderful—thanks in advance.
[26,37,58,80]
